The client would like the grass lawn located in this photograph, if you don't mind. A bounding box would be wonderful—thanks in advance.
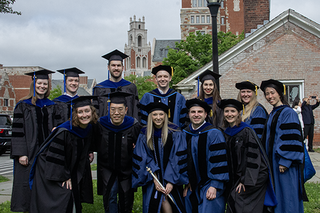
[0,182,319,212]
[0,176,8,183]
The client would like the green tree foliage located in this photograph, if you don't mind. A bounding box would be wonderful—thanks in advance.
[124,75,156,100]
[0,0,21,15]
[163,31,244,85]
[48,85,62,100]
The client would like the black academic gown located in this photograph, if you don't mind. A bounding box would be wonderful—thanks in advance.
[29,122,94,213]
[53,94,79,124]
[223,122,269,213]
[92,79,139,120]
[94,116,141,213]
[10,98,62,212]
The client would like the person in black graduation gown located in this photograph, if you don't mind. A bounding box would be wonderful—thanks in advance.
[196,70,223,128]
[53,67,85,123]
[218,99,271,213]
[10,69,63,212]
[92,49,139,120]
[29,96,98,213]
[93,92,141,213]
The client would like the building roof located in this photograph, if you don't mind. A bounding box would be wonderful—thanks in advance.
[51,79,91,96]
[175,9,320,89]
[152,39,181,62]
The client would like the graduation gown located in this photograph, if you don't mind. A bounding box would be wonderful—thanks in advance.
[29,122,94,213]
[53,94,79,124]
[223,122,269,213]
[243,104,268,140]
[92,79,139,120]
[11,98,62,212]
[139,88,187,128]
[204,97,224,128]
[95,116,141,213]
[132,125,188,213]
[263,105,304,213]
[183,123,229,213]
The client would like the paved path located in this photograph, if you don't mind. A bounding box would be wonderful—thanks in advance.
[0,152,319,205]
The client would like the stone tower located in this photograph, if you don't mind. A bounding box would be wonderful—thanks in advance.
[124,15,152,77]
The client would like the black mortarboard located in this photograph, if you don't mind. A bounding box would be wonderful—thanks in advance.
[151,65,174,76]
[102,49,128,61]
[218,99,243,112]
[235,80,259,96]
[145,102,170,115]
[25,69,55,80]
[196,70,221,83]
[57,67,85,77]
[70,96,96,109]
[260,79,286,95]
[103,91,132,104]
[186,98,211,113]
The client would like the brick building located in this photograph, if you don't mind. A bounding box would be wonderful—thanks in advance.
[0,70,16,115]
[124,15,152,77]
[180,0,270,39]
[175,9,320,145]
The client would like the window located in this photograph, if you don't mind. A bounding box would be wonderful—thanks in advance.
[221,1,224,8]
[138,25,141,29]
[142,57,147,68]
[199,31,205,35]
[198,0,202,7]
[192,0,197,7]
[221,17,225,25]
[137,57,141,68]
[138,36,142,47]
[201,15,205,23]
[196,16,200,23]
[4,99,8,107]
[207,15,210,23]
[281,80,304,106]
[191,16,195,24]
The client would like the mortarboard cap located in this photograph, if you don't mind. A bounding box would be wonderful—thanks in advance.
[151,65,174,76]
[25,69,55,80]
[145,102,170,115]
[260,79,286,95]
[57,67,85,77]
[235,80,259,96]
[196,70,221,83]
[186,98,211,113]
[102,49,128,62]
[70,96,96,109]
[218,99,243,112]
[103,91,132,104]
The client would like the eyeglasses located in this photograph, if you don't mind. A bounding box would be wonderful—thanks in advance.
[110,107,125,114]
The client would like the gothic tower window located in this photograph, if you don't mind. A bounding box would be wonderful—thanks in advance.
[137,57,141,68]
[142,57,147,68]
[138,35,142,47]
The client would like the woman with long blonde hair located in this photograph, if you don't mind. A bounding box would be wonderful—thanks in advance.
[132,102,187,213]
[235,81,268,140]
[11,70,63,212]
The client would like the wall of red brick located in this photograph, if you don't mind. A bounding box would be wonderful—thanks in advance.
[243,0,269,34]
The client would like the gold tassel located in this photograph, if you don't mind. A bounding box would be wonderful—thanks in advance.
[255,85,258,96]
[210,109,213,117]
[283,84,286,95]
[242,104,245,115]
[168,109,171,118]
[171,67,174,77]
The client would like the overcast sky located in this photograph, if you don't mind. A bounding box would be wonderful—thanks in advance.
[0,0,319,81]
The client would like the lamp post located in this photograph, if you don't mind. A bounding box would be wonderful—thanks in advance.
[207,0,222,91]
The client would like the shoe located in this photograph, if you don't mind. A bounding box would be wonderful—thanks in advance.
[309,149,315,152]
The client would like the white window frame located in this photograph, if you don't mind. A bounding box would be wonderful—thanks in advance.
[281,79,305,105]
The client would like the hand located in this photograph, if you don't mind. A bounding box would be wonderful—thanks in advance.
[279,165,288,173]
[52,127,56,132]
[153,176,166,194]
[183,183,191,197]
[164,182,173,195]
[19,156,28,166]
[206,187,217,200]
[89,153,94,163]
[62,179,72,190]
[132,143,136,149]
[236,183,245,193]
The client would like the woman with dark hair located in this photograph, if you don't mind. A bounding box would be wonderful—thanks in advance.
[11,69,62,212]
[197,70,223,128]
[235,81,268,140]
[260,79,304,213]
[218,99,272,213]
[29,96,98,213]
[132,102,187,213]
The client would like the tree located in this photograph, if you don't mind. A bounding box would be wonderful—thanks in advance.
[0,0,21,15]
[162,31,244,85]
[124,75,156,100]
[48,85,62,100]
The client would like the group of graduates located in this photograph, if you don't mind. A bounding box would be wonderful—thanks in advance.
[10,49,309,213]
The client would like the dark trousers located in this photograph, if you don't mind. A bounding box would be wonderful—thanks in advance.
[304,124,314,151]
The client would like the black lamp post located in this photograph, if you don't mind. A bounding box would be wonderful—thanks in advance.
[207,0,222,91]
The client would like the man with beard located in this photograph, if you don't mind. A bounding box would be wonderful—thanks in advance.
[94,91,141,213]
[139,65,187,127]
[93,49,139,120]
